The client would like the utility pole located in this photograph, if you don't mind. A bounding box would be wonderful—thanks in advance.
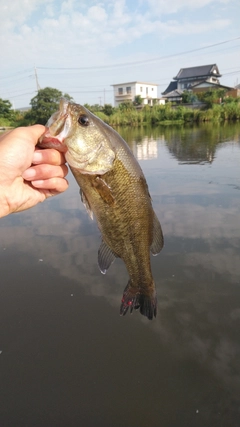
[34,66,41,91]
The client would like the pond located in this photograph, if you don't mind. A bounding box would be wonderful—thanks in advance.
[0,122,240,427]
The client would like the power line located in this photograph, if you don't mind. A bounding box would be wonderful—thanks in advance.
[68,89,112,94]
[0,75,34,86]
[0,87,35,96]
[7,91,36,99]
[37,36,240,71]
[223,69,240,76]
[0,68,33,81]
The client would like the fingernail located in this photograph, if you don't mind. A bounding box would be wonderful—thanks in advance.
[22,168,36,179]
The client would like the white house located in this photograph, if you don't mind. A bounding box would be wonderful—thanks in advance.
[111,81,164,107]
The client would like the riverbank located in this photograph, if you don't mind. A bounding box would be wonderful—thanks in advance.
[95,101,240,127]
[1,97,240,129]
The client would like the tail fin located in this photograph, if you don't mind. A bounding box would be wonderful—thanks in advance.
[120,281,157,320]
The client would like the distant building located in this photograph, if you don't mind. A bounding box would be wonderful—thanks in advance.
[162,64,235,102]
[16,107,30,112]
[174,64,222,90]
[112,81,165,107]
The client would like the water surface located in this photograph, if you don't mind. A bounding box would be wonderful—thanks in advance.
[0,122,240,427]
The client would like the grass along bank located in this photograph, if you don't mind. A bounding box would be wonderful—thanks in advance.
[1,87,239,128]
[95,101,240,127]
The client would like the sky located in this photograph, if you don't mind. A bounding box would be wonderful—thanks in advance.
[0,0,239,109]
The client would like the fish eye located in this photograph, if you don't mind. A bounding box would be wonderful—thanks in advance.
[78,114,89,126]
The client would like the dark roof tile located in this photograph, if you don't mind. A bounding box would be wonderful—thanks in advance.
[163,90,183,99]
[174,64,221,80]
[162,81,177,95]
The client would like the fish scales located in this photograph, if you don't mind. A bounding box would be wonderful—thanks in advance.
[71,158,153,285]
[38,99,164,320]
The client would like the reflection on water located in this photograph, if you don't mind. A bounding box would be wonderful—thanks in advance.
[134,136,159,160]
[0,122,240,426]
[121,122,240,164]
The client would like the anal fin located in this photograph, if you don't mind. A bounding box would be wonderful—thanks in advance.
[98,240,117,274]
[150,212,164,256]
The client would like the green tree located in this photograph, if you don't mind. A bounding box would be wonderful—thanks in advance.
[84,104,103,113]
[197,89,226,108]
[118,101,134,112]
[133,95,143,106]
[0,98,15,120]
[91,104,103,112]
[83,103,93,111]
[102,104,115,116]
[181,90,199,104]
[25,87,73,125]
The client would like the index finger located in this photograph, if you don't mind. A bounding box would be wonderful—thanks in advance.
[0,124,46,146]
[32,148,66,166]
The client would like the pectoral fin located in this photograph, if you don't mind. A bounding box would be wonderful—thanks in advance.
[98,240,117,274]
[92,176,115,206]
[150,213,164,256]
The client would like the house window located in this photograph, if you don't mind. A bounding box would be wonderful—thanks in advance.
[146,87,148,95]
[152,87,154,91]
[118,88,123,94]
[140,87,143,92]
[126,86,131,94]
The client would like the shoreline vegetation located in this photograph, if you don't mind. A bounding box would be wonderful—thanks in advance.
[94,103,240,126]
[0,87,239,129]
[93,100,240,127]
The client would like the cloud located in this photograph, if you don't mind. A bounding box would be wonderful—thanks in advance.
[0,0,53,31]
[146,0,232,14]
[0,0,234,76]
[158,19,230,35]
[87,5,108,22]
[0,0,232,69]
[0,0,238,108]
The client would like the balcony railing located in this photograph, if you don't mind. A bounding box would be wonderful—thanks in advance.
[115,93,132,98]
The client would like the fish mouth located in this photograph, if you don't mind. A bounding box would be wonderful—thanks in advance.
[38,135,68,152]
[38,98,71,152]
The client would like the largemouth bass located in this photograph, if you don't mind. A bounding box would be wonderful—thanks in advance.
[38,99,164,320]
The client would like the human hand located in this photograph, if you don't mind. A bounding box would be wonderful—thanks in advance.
[0,125,68,218]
